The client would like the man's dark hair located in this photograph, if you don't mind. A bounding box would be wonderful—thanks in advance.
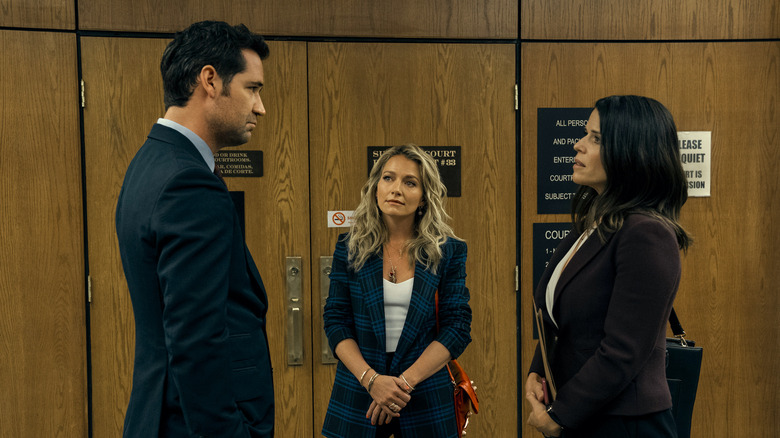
[160,21,269,109]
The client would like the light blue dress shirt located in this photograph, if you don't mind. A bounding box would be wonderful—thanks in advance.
[156,118,215,171]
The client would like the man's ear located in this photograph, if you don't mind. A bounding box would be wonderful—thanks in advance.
[198,65,220,98]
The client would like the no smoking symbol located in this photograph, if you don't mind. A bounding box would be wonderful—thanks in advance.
[332,212,346,226]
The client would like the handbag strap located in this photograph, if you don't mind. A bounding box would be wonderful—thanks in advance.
[669,307,690,346]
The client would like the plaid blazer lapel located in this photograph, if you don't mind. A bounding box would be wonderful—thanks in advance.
[389,262,439,372]
[357,254,387,359]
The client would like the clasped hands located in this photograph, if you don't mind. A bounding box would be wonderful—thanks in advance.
[525,372,562,437]
[366,374,414,425]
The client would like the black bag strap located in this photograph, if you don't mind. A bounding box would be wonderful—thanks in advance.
[669,307,685,337]
[669,307,694,346]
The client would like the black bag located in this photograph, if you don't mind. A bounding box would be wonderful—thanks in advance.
[666,308,703,438]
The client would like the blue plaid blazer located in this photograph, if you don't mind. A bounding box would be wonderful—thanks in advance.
[322,233,472,438]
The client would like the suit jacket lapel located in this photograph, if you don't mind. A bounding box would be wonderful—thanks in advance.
[390,262,438,371]
[357,255,388,357]
[155,123,271,312]
[554,229,613,304]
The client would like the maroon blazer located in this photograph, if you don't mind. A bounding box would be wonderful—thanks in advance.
[530,214,681,429]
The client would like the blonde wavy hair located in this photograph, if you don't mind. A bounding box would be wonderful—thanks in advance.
[347,144,460,274]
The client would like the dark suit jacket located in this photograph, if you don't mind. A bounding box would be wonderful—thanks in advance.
[530,214,680,430]
[322,234,472,438]
[116,124,274,437]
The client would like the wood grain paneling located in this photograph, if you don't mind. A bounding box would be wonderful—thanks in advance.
[308,42,517,437]
[222,41,314,438]
[81,37,170,437]
[0,30,85,437]
[77,0,517,39]
[521,0,780,40]
[82,38,312,437]
[520,41,780,437]
[0,0,74,29]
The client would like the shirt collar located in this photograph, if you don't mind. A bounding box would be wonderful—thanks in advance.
[156,118,215,171]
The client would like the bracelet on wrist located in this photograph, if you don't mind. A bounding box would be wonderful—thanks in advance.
[400,373,415,392]
[359,367,371,386]
[366,372,380,394]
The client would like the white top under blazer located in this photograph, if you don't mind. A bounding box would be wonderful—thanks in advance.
[383,277,414,352]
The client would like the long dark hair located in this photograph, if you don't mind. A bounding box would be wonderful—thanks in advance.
[160,21,269,110]
[572,95,691,250]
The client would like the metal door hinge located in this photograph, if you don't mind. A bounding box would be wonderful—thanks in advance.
[80,80,85,108]
[514,84,518,111]
[87,275,92,303]
[515,266,519,292]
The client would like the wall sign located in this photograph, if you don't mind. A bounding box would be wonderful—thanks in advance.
[214,150,263,177]
[532,222,572,290]
[327,210,355,228]
[367,146,461,197]
[537,108,591,214]
[678,131,711,197]
[531,222,572,339]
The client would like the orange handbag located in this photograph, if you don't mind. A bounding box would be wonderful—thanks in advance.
[436,292,479,436]
[446,358,479,436]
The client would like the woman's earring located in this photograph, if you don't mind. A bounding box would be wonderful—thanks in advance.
[417,207,423,216]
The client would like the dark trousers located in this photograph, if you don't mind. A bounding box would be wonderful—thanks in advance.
[562,409,677,438]
[376,419,402,438]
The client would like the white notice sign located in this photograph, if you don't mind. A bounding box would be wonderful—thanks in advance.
[678,131,711,197]
[327,210,355,228]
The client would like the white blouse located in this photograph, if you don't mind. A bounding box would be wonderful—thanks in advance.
[546,228,595,328]
[383,277,414,352]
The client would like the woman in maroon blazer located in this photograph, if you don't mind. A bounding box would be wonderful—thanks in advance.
[526,96,692,437]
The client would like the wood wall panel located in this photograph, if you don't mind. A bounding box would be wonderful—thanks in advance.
[81,37,170,437]
[308,42,517,437]
[82,38,312,437]
[77,0,516,39]
[0,30,86,437]
[222,41,314,438]
[0,0,74,29]
[520,41,780,437]
[521,0,780,40]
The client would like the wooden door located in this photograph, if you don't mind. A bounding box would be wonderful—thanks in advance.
[0,30,86,437]
[520,41,780,438]
[308,42,517,437]
[82,37,312,437]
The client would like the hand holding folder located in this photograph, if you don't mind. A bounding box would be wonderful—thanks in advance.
[541,378,550,405]
[533,298,557,401]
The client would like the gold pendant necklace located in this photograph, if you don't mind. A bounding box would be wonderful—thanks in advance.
[385,244,402,284]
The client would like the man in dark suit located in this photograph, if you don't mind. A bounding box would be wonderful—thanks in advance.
[115,21,274,437]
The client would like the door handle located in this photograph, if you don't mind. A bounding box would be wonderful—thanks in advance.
[286,256,303,366]
[320,256,338,364]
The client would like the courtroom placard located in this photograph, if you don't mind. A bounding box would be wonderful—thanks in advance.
[678,131,711,197]
[367,146,461,197]
[214,150,263,177]
[537,108,591,214]
[531,222,572,339]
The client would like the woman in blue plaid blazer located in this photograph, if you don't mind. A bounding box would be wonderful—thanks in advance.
[322,144,472,438]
